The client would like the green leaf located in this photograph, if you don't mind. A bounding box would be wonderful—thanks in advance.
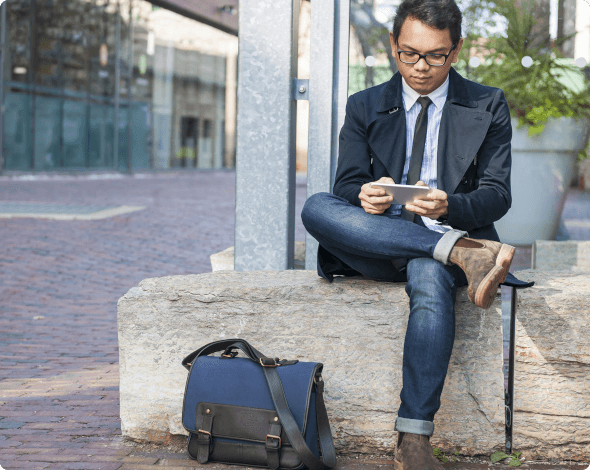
[509,451,523,466]
[433,448,449,462]
[491,450,510,463]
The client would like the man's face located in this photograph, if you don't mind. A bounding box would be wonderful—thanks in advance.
[389,16,463,95]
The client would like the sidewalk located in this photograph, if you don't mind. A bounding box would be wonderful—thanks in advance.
[0,171,588,470]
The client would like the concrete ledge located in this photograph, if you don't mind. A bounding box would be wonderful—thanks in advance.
[117,269,590,460]
[532,240,590,271]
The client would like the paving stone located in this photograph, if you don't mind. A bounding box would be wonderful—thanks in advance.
[0,421,26,429]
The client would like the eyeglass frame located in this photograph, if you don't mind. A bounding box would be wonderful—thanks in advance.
[395,43,457,67]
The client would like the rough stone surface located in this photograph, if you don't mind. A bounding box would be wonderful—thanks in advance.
[532,240,590,271]
[511,270,590,461]
[117,269,590,460]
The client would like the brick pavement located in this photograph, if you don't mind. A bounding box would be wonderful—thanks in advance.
[0,171,588,470]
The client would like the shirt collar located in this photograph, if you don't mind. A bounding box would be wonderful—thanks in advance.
[401,74,449,112]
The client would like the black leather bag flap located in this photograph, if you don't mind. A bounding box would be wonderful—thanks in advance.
[196,402,291,445]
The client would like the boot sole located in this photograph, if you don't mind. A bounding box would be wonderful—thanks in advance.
[394,456,443,470]
[473,244,515,309]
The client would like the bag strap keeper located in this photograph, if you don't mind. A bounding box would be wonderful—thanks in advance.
[196,413,214,464]
[265,421,282,470]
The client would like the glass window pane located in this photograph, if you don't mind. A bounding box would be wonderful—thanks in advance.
[87,1,118,98]
[131,103,150,169]
[34,96,61,169]
[4,92,32,170]
[6,0,31,84]
[88,102,114,168]
[62,100,88,167]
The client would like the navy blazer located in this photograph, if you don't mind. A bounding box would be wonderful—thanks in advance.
[318,67,513,281]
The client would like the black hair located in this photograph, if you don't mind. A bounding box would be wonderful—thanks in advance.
[392,0,462,47]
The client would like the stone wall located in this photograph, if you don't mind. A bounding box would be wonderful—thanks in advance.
[117,269,590,460]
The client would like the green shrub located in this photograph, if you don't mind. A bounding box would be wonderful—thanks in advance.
[460,0,590,136]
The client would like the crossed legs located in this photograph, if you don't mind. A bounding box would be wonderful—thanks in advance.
[301,192,467,435]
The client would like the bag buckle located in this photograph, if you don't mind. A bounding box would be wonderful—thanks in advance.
[197,429,212,443]
[265,434,282,449]
[221,349,238,359]
[260,357,278,367]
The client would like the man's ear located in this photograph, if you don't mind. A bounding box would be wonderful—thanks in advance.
[451,38,464,64]
[389,31,396,54]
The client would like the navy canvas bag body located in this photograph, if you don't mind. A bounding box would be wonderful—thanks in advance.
[181,339,336,470]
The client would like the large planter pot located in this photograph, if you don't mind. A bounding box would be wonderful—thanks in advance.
[494,117,590,245]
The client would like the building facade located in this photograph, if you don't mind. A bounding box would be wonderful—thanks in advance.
[0,0,238,172]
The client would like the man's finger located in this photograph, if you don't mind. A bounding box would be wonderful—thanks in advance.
[411,199,438,210]
[426,189,447,200]
[405,203,423,214]
[362,204,387,214]
[368,195,393,205]
[365,187,387,197]
[377,176,395,184]
[369,203,391,211]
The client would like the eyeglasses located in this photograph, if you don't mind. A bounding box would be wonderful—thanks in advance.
[396,44,456,67]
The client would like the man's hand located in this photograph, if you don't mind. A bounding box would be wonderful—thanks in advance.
[405,181,449,220]
[359,177,394,215]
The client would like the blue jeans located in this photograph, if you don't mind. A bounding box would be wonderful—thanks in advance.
[301,192,468,436]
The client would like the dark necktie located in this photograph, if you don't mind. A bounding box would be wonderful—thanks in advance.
[403,96,432,222]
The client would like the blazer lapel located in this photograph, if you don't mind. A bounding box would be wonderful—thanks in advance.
[437,69,492,194]
[366,73,407,183]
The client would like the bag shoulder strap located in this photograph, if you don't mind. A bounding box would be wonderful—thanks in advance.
[263,367,336,470]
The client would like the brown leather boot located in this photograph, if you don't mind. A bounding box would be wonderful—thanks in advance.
[448,238,515,309]
[394,432,444,470]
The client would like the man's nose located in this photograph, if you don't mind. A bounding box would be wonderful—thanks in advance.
[414,57,430,71]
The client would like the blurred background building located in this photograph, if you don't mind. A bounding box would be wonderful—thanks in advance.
[0,0,238,172]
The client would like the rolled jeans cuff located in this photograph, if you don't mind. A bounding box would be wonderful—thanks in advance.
[433,229,468,265]
[395,417,434,436]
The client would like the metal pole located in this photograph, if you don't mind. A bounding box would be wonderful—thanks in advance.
[304,0,350,270]
[234,0,300,271]
[114,2,121,171]
[501,285,517,453]
[127,0,133,173]
[0,1,6,173]
[332,0,351,188]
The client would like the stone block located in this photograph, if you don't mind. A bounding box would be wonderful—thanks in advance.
[210,242,306,271]
[532,240,590,271]
[117,269,590,460]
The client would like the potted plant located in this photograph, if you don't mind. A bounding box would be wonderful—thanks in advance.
[459,0,590,245]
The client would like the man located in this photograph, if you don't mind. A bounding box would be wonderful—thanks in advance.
[301,0,516,468]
